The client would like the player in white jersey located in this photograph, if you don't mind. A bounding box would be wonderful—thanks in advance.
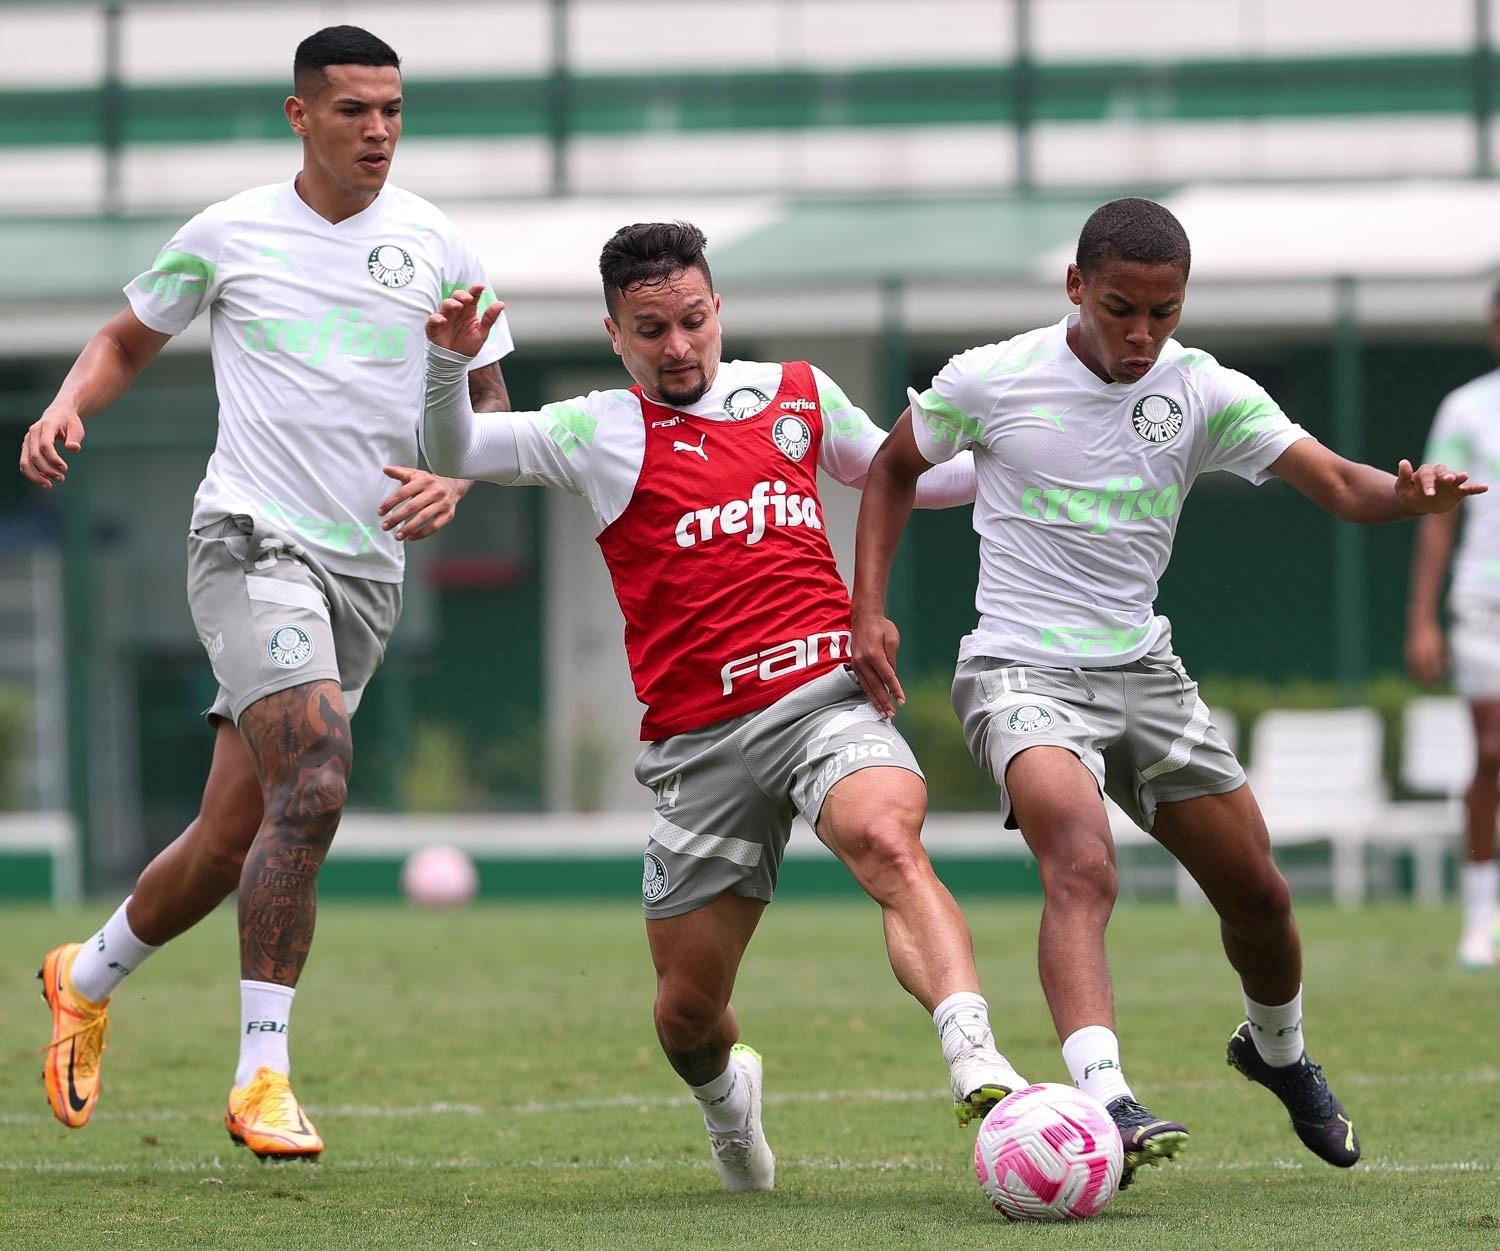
[1406,284,1500,968]
[22,27,513,1159]
[422,222,1032,1193]
[850,198,1482,1187]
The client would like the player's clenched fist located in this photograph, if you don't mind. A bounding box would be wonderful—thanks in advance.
[426,283,506,359]
[20,406,86,488]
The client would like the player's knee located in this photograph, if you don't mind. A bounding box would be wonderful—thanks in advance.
[265,756,350,844]
[654,980,726,1052]
[1222,864,1293,937]
[845,816,930,900]
[1474,733,1500,779]
[1039,840,1117,911]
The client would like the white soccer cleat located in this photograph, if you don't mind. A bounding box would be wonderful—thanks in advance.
[948,1031,1028,1127]
[707,1043,775,1193]
[1458,929,1497,970]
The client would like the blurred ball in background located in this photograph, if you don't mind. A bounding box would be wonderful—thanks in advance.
[401,844,479,909]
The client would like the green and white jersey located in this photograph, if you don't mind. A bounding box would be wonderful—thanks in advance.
[912,314,1310,667]
[1424,368,1500,610]
[125,178,513,582]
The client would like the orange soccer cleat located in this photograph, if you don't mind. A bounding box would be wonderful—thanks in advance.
[39,942,110,1129]
[225,1067,324,1160]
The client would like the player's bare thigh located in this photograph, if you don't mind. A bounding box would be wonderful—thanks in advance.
[814,764,926,862]
[1150,782,1290,923]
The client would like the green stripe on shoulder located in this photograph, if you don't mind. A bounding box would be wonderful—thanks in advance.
[150,249,214,284]
[917,388,982,446]
[1207,395,1285,449]
[541,401,597,455]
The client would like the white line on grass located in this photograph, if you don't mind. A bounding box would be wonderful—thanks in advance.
[3,1066,1497,1128]
[0,1155,1492,1178]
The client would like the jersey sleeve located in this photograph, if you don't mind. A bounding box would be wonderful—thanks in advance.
[909,347,993,464]
[123,210,227,335]
[1424,392,1476,470]
[442,232,515,371]
[1198,367,1310,484]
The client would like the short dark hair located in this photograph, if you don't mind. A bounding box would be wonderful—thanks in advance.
[1076,197,1191,278]
[599,222,714,316]
[293,26,400,97]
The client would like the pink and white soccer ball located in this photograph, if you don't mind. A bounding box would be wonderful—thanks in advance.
[400,844,478,909]
[973,1082,1123,1222]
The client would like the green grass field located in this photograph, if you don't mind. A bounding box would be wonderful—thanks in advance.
[2,898,1496,1250]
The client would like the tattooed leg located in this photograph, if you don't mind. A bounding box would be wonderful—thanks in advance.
[236,680,352,987]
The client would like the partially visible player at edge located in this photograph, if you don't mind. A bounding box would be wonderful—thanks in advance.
[421,221,1026,1192]
[22,26,513,1159]
[850,197,1483,1188]
[1406,282,1500,969]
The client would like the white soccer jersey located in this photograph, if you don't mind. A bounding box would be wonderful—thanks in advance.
[424,358,975,529]
[912,314,1311,667]
[1425,368,1500,610]
[126,178,513,582]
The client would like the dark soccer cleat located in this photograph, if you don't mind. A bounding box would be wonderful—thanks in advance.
[1226,1022,1360,1168]
[1105,1096,1189,1190]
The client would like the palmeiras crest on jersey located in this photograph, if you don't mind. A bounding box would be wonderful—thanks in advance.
[1006,704,1054,734]
[1131,394,1185,444]
[367,244,416,289]
[643,852,669,903]
[268,625,314,669]
[772,415,812,462]
[723,387,771,421]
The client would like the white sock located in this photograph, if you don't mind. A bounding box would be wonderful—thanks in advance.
[236,980,295,1088]
[934,992,1027,1089]
[691,1056,750,1132]
[1461,860,1498,939]
[1242,986,1304,1068]
[1061,1025,1133,1106]
[69,898,161,1003]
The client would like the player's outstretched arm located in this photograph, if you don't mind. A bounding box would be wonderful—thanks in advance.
[20,307,170,488]
[851,410,933,717]
[1270,439,1487,525]
[382,362,511,541]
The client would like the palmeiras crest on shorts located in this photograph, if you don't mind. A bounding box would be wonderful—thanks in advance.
[367,244,416,289]
[1006,704,1054,733]
[642,852,669,903]
[723,386,771,421]
[268,624,314,669]
[1131,394,1185,443]
[772,415,812,462]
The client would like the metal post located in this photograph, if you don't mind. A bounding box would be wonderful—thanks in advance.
[101,0,124,216]
[548,0,571,196]
[61,459,95,893]
[879,277,915,654]
[1478,0,1494,178]
[1013,0,1034,192]
[1332,276,1367,701]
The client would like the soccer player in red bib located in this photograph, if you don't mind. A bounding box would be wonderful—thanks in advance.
[421,222,1027,1191]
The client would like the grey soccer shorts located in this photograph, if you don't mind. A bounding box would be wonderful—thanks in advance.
[186,515,401,725]
[951,622,1244,833]
[1450,603,1500,700]
[633,666,924,919]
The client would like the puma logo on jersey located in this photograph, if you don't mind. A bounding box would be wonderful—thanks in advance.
[674,478,823,549]
[720,629,851,695]
[673,433,709,461]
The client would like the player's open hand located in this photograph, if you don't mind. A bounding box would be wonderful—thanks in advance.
[20,404,86,488]
[1395,459,1487,514]
[851,610,905,719]
[379,465,465,541]
[425,284,505,359]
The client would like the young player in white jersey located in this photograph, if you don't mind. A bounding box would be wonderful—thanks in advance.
[1406,284,1500,968]
[23,27,513,1159]
[850,198,1483,1188]
[421,222,1030,1193]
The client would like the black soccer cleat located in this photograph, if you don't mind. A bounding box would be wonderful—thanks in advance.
[1226,1022,1360,1168]
[1105,1096,1189,1190]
